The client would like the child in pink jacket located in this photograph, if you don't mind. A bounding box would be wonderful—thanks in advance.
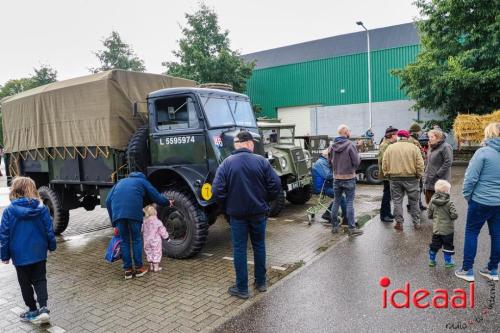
[142,205,169,272]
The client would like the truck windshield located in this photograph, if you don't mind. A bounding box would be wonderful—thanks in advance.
[201,96,256,128]
[280,127,295,144]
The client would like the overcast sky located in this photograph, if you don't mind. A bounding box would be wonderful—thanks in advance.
[0,0,419,85]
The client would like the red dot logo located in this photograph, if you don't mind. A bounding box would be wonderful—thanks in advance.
[379,276,391,287]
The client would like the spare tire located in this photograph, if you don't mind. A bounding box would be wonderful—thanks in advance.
[127,125,150,173]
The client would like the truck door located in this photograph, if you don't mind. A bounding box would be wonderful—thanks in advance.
[149,95,207,167]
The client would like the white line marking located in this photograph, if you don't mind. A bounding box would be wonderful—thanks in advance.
[271,266,287,271]
[222,257,234,261]
[201,253,214,257]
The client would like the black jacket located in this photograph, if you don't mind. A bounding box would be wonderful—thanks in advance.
[212,148,281,218]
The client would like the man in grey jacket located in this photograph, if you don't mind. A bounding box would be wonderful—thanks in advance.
[329,124,363,236]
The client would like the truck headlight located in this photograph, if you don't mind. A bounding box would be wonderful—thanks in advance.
[280,158,287,169]
[304,150,311,161]
[267,151,273,159]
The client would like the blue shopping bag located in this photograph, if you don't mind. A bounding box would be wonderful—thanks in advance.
[104,235,122,263]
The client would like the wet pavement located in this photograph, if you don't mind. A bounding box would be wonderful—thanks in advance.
[215,166,499,333]
[0,167,381,332]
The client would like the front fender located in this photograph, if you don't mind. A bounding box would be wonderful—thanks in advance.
[146,166,215,207]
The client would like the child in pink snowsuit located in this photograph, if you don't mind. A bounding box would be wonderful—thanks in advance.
[142,205,169,272]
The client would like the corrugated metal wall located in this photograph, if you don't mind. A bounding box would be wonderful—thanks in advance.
[246,44,421,118]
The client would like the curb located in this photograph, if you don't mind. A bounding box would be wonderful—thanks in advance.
[204,215,378,333]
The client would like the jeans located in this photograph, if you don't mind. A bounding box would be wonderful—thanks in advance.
[327,195,347,220]
[390,179,420,225]
[15,260,48,311]
[462,200,500,271]
[380,180,392,218]
[331,178,356,229]
[116,219,143,270]
[230,216,267,293]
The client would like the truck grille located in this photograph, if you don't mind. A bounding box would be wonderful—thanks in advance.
[290,148,308,177]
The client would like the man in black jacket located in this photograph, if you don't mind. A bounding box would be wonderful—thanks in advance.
[212,131,281,299]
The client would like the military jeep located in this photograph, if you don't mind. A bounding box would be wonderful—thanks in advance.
[2,70,263,259]
[258,120,312,216]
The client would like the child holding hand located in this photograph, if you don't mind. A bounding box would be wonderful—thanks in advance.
[142,205,169,272]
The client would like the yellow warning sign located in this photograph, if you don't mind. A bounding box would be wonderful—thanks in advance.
[201,183,212,201]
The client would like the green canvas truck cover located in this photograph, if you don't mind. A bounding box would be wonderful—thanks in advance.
[0,70,196,152]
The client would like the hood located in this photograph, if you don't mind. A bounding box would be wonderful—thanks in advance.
[10,198,46,218]
[129,172,146,179]
[432,192,450,206]
[331,137,351,153]
[485,137,500,152]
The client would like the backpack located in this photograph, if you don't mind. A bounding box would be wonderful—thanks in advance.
[104,235,122,263]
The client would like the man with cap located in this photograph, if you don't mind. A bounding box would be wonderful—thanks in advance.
[378,126,398,222]
[212,131,281,299]
[382,130,425,230]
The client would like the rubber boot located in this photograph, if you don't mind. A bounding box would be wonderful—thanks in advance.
[429,250,437,267]
[444,252,455,268]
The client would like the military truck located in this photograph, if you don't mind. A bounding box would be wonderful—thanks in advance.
[258,120,312,216]
[1,69,264,259]
[297,135,381,185]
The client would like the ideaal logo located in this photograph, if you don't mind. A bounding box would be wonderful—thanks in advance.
[379,276,475,309]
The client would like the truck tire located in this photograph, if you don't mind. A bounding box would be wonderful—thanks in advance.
[268,190,285,217]
[38,186,70,235]
[159,190,208,259]
[286,184,312,204]
[127,125,149,173]
[365,164,382,185]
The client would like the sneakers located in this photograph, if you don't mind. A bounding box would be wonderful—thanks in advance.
[20,309,38,322]
[31,307,50,325]
[455,269,475,282]
[134,266,148,278]
[444,253,455,268]
[479,267,499,281]
[228,286,250,299]
[380,216,394,223]
[394,222,403,231]
[124,269,134,280]
[331,226,339,234]
[429,250,437,267]
[347,228,363,237]
[254,282,268,292]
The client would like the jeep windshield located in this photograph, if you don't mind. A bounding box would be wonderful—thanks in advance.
[201,96,256,128]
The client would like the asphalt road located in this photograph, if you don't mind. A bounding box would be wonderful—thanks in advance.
[216,166,499,333]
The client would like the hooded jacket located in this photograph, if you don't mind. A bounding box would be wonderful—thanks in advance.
[0,198,56,266]
[330,137,360,180]
[106,172,168,225]
[428,192,457,235]
[212,148,282,218]
[312,156,334,197]
[463,138,500,206]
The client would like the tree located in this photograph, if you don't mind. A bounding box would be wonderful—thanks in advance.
[90,31,146,73]
[392,0,500,130]
[0,65,57,145]
[163,3,255,93]
[0,65,57,100]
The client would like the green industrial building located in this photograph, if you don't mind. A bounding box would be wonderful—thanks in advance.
[242,23,435,140]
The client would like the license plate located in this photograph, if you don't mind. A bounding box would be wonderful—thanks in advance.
[287,177,311,191]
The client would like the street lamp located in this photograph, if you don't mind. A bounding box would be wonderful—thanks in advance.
[356,21,372,129]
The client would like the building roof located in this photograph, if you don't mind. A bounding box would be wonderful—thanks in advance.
[242,22,420,69]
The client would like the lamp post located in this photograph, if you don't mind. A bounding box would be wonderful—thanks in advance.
[356,21,372,129]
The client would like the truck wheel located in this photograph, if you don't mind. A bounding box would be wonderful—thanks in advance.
[286,185,312,204]
[365,164,382,185]
[269,190,285,217]
[38,186,70,235]
[159,190,208,259]
[127,125,149,173]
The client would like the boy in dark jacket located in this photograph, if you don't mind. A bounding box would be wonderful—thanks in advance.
[0,177,56,324]
[428,180,458,268]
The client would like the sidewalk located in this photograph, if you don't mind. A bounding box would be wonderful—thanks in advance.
[0,173,382,332]
[215,166,498,332]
